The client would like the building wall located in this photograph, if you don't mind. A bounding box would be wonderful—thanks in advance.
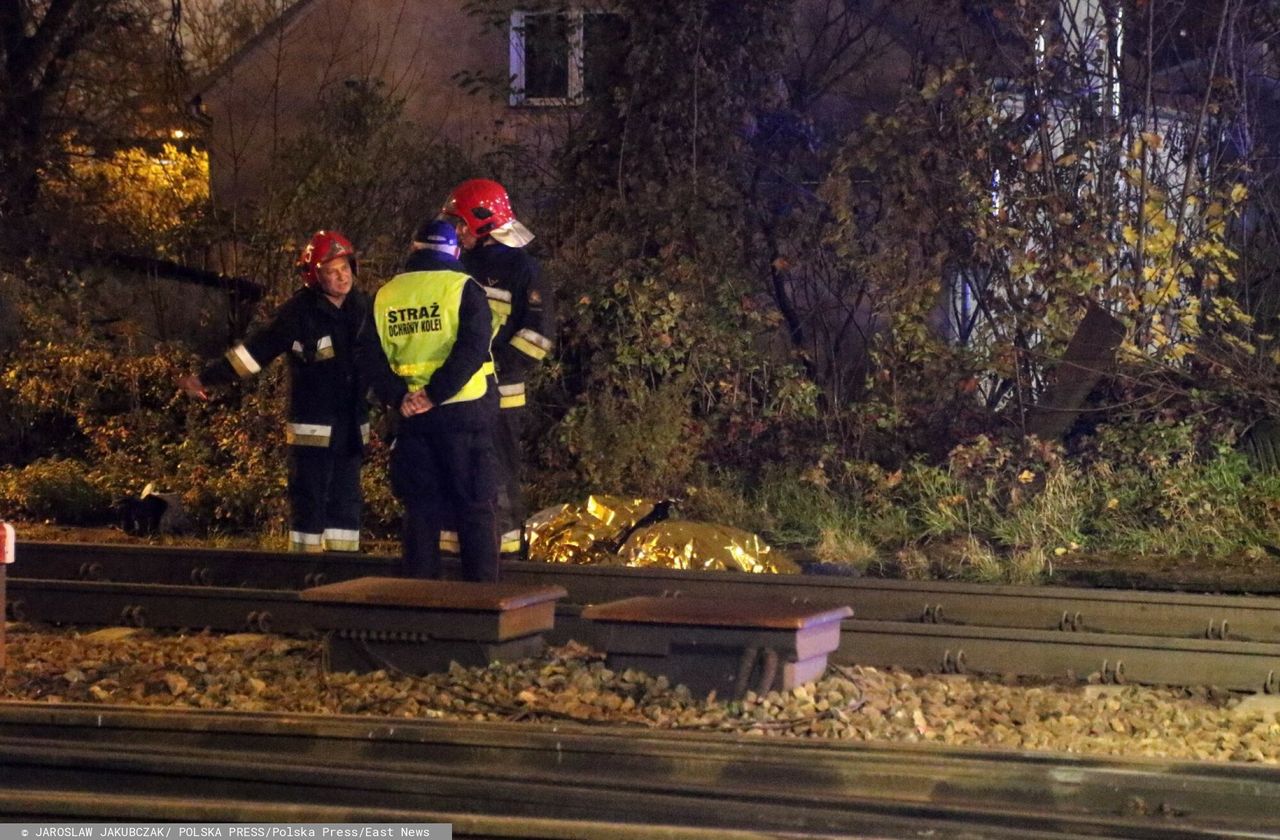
[198,0,1002,214]
[199,0,567,212]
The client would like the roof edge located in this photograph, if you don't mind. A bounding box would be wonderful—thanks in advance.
[188,0,323,101]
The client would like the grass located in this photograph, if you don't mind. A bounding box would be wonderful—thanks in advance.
[675,442,1280,583]
[6,433,1280,584]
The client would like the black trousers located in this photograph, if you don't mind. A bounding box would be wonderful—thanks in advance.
[288,445,362,552]
[390,428,499,581]
[493,407,526,557]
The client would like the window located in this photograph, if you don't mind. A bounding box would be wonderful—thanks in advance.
[509,9,627,106]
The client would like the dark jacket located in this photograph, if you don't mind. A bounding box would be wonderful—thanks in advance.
[201,286,386,452]
[461,242,555,387]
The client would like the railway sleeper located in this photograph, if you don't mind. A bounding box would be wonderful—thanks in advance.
[580,595,853,700]
[299,576,566,676]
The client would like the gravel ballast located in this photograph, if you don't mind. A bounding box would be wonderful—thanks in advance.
[5,623,1280,764]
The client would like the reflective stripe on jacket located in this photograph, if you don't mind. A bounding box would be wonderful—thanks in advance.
[462,242,554,396]
[200,287,376,452]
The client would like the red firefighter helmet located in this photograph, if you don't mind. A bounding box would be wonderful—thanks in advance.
[297,230,357,287]
[442,179,534,246]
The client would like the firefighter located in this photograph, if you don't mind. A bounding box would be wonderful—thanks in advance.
[371,219,499,581]
[441,178,554,560]
[177,230,394,553]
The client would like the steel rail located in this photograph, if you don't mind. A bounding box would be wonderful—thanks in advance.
[15,541,1280,688]
[0,703,1277,838]
[15,540,1280,644]
[11,577,1280,691]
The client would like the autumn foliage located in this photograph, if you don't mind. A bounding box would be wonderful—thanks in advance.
[4,0,1280,572]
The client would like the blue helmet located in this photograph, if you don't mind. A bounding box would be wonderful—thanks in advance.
[412,218,461,261]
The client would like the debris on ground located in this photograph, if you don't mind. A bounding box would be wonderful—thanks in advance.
[7,624,1278,764]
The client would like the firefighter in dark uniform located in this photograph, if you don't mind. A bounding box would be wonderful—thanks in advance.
[177,230,385,554]
[371,219,500,581]
[441,179,554,560]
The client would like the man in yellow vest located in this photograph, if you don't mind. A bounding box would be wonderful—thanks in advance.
[372,219,499,581]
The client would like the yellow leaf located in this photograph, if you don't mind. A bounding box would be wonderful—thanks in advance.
[163,673,189,695]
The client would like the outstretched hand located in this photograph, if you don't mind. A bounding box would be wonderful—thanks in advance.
[400,389,433,417]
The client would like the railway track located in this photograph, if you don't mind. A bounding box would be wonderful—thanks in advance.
[2,702,1279,838]
[12,541,1280,690]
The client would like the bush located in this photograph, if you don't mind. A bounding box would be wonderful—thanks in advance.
[0,458,112,524]
[557,374,707,497]
[360,433,400,539]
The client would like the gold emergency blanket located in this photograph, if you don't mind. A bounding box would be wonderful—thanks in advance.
[526,495,798,574]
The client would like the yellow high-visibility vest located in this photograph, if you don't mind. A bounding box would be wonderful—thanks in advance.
[374,270,488,404]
